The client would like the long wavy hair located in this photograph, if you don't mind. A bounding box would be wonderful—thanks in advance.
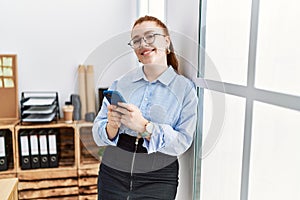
[132,15,179,72]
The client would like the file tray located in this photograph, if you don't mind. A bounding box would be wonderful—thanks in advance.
[23,98,56,106]
[22,105,56,114]
[20,92,60,123]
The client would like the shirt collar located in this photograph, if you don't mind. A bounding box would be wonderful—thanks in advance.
[132,66,177,86]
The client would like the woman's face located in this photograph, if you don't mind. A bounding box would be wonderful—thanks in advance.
[131,21,170,66]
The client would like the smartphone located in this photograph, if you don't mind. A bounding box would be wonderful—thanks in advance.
[103,90,126,105]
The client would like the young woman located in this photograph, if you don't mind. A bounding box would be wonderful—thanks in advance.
[92,15,198,200]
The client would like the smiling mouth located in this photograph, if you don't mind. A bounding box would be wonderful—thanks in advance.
[141,49,155,56]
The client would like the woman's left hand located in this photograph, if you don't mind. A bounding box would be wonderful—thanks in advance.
[113,102,148,134]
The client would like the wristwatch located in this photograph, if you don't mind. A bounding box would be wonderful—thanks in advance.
[140,121,154,138]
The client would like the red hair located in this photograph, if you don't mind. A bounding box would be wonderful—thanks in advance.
[132,16,179,72]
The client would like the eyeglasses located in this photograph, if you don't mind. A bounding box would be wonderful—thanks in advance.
[128,33,166,49]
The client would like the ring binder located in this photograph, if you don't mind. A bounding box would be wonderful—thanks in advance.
[48,129,58,168]
[29,130,40,169]
[0,130,8,171]
[19,130,31,169]
[38,129,49,168]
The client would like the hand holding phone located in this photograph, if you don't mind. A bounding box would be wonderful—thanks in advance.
[103,90,126,105]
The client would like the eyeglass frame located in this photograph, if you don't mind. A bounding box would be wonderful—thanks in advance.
[128,33,166,49]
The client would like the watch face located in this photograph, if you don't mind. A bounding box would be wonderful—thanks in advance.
[146,122,154,133]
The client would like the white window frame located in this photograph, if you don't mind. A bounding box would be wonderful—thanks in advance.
[137,0,166,22]
[194,0,300,199]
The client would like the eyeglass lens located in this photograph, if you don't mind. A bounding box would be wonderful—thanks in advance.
[130,33,157,48]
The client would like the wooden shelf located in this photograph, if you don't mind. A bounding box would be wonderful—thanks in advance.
[15,122,78,172]
[75,122,100,199]
[0,121,100,199]
[15,122,80,199]
[75,122,101,169]
[0,121,18,178]
[18,168,79,199]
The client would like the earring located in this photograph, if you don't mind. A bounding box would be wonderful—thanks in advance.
[166,48,171,54]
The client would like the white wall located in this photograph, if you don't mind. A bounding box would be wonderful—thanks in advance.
[166,0,200,199]
[0,0,137,112]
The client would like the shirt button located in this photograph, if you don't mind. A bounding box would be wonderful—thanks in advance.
[145,98,148,101]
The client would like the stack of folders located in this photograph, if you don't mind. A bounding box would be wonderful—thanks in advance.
[0,130,9,171]
[19,129,59,170]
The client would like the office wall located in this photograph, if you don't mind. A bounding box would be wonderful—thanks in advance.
[0,0,137,111]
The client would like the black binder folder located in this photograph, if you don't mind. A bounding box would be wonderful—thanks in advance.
[38,129,49,168]
[19,130,31,169]
[29,130,40,169]
[0,130,8,171]
[48,129,58,167]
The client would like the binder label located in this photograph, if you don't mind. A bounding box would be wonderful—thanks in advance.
[0,137,5,157]
[39,135,48,155]
[49,135,57,154]
[20,136,30,156]
[30,135,39,155]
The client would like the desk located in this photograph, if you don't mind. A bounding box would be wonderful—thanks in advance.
[0,178,18,200]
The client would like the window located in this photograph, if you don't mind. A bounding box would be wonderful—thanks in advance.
[194,0,300,200]
[255,0,300,96]
[137,0,165,22]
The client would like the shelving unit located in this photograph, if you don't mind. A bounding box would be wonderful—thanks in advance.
[0,120,18,179]
[15,121,78,170]
[0,121,102,199]
[15,121,80,199]
[0,55,101,199]
[76,122,101,200]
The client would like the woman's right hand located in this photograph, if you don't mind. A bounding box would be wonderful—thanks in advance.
[106,104,122,140]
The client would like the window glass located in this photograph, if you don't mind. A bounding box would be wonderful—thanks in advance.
[249,101,300,199]
[204,0,251,85]
[138,0,165,22]
[138,0,148,17]
[148,0,165,22]
[200,91,245,200]
[255,0,300,96]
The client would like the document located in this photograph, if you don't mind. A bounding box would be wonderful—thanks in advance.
[23,97,56,106]
[22,112,56,122]
[23,104,56,114]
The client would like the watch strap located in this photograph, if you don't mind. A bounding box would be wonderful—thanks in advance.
[140,121,151,138]
[140,131,151,138]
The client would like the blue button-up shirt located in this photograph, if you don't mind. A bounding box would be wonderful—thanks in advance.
[92,66,198,156]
